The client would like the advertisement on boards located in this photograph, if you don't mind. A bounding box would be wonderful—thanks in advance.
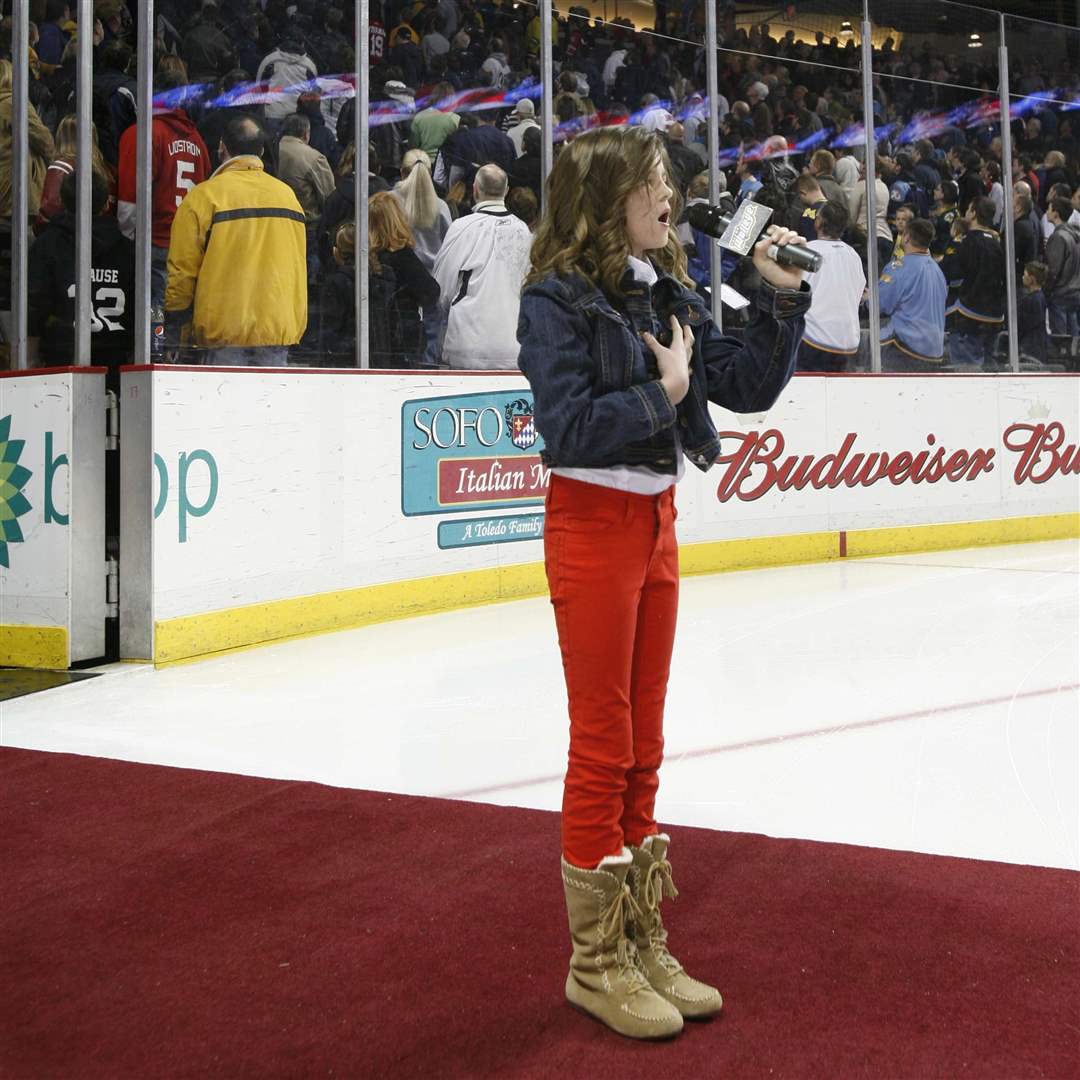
[401,390,551,548]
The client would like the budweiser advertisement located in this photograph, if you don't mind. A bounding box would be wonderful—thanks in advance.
[712,422,1077,503]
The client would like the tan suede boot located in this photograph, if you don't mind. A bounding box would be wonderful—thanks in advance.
[561,850,684,1039]
[627,835,724,1019]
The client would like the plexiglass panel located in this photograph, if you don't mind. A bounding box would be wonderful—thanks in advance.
[870,0,1007,372]
[132,1,550,368]
[549,0,710,314]
[1003,13,1080,370]
[9,0,1080,376]
[708,2,870,368]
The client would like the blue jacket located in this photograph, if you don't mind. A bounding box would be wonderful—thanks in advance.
[516,268,809,474]
[879,252,947,362]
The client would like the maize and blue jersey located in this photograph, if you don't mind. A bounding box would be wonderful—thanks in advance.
[878,252,948,362]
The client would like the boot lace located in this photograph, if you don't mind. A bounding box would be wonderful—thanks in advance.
[641,858,684,977]
[598,882,651,993]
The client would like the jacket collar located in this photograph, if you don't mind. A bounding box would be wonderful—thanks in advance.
[211,154,265,179]
[556,266,708,323]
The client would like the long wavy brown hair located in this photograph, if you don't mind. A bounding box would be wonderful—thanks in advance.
[525,125,691,298]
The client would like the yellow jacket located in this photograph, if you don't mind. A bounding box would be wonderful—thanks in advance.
[165,156,308,348]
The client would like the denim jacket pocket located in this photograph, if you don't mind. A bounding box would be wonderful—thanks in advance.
[582,303,636,389]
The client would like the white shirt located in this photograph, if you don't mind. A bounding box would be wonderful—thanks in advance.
[552,257,685,496]
[433,201,533,369]
[508,117,539,158]
[421,31,450,66]
[481,52,510,89]
[802,239,866,353]
[602,48,627,89]
[835,155,860,191]
[850,178,892,242]
[988,181,1005,230]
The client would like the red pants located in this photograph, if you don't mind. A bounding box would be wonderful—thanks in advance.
[544,474,679,869]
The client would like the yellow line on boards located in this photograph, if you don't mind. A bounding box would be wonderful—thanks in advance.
[844,513,1079,558]
[152,513,1080,667]
[153,561,550,667]
[680,530,839,576]
[0,626,69,670]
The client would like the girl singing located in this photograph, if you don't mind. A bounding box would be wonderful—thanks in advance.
[517,125,809,1039]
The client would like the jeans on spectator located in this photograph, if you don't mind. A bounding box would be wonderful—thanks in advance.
[948,323,996,368]
[947,330,985,368]
[305,228,319,287]
[420,304,444,367]
[797,339,848,372]
[207,346,289,367]
[1047,297,1080,337]
[881,342,944,373]
[150,245,169,310]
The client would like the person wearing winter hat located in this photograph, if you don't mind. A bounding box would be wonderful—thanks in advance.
[508,98,540,158]
[640,106,676,134]
[383,80,416,108]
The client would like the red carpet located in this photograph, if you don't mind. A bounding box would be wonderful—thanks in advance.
[1,747,1077,1079]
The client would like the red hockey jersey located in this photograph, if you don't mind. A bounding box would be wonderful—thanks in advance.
[117,109,209,247]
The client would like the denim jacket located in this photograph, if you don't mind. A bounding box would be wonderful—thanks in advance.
[516,267,811,473]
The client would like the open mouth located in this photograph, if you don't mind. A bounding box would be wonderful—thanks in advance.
[658,211,670,225]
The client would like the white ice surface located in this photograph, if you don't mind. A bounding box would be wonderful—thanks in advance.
[2,540,1077,870]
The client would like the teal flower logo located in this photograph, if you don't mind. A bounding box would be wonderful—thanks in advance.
[0,414,33,568]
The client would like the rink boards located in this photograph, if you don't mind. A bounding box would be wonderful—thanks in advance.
[0,369,106,667]
[3,367,1078,666]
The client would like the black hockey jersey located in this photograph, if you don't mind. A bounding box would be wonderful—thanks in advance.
[28,213,136,365]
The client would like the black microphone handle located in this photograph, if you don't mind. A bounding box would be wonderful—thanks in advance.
[766,242,823,274]
[686,203,823,272]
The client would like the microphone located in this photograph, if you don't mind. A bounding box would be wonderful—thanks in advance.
[686,200,823,274]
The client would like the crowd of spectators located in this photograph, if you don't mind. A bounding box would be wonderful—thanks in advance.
[2,0,1080,370]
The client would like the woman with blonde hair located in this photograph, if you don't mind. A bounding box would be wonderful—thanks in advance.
[517,123,810,1040]
[36,114,117,233]
[394,148,452,270]
[394,149,452,364]
[0,58,55,348]
[0,58,56,227]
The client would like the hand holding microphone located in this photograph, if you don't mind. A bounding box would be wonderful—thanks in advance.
[753,225,810,291]
[685,198,823,275]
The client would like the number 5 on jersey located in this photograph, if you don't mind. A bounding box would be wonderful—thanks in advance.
[176,160,196,207]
